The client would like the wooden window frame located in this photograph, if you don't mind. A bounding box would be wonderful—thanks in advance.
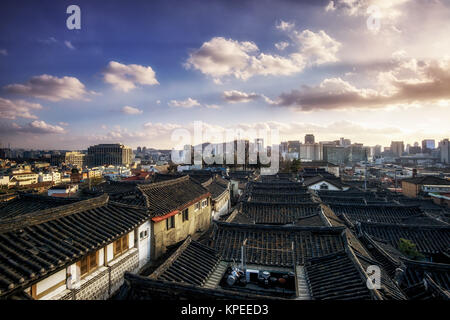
[77,250,99,278]
[182,208,189,222]
[166,215,175,230]
[113,234,130,258]
[194,202,200,211]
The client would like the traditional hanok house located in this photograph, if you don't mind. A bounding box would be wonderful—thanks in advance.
[137,176,212,260]
[0,193,81,220]
[303,175,350,191]
[119,222,405,300]
[0,194,149,300]
[227,202,332,227]
[200,175,231,220]
[358,232,450,299]
[227,170,257,201]
[328,203,448,227]
[85,175,213,265]
[356,222,450,264]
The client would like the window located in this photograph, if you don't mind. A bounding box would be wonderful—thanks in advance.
[320,183,329,190]
[201,199,208,208]
[166,215,175,230]
[182,209,189,222]
[140,229,148,240]
[78,250,98,277]
[113,235,129,258]
[194,202,200,211]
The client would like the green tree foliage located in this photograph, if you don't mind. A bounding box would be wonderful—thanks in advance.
[398,238,425,260]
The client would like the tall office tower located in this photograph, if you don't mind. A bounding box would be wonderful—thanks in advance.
[87,143,132,167]
[390,141,405,157]
[422,139,435,154]
[441,139,450,164]
[305,134,315,144]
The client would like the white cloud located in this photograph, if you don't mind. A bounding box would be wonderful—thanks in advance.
[276,20,295,31]
[275,56,450,111]
[58,122,69,126]
[0,120,66,135]
[0,49,7,56]
[275,41,289,51]
[185,23,340,82]
[0,98,43,119]
[223,90,261,103]
[4,74,91,101]
[325,1,336,12]
[26,120,66,134]
[64,40,75,50]
[103,61,159,92]
[168,98,201,108]
[121,105,143,115]
[293,29,341,65]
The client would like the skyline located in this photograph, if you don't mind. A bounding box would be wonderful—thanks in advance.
[1,0,450,149]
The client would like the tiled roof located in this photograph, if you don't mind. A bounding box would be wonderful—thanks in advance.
[208,222,346,266]
[358,222,450,255]
[401,176,450,186]
[330,204,442,225]
[0,194,148,297]
[202,176,229,200]
[138,175,210,218]
[0,194,81,220]
[239,202,323,225]
[305,251,374,300]
[246,193,314,203]
[400,259,450,295]
[121,273,280,300]
[150,237,221,286]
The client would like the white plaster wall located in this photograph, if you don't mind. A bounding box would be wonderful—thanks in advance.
[36,269,66,295]
[307,181,341,191]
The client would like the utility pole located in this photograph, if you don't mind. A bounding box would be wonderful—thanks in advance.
[241,239,247,272]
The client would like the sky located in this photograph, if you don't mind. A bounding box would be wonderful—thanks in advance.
[0,0,449,150]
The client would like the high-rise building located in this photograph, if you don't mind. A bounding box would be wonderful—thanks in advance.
[441,138,450,164]
[422,139,435,154]
[87,143,133,167]
[322,145,349,165]
[304,134,315,144]
[299,143,320,161]
[339,137,351,147]
[287,140,301,153]
[64,151,86,168]
[390,141,404,157]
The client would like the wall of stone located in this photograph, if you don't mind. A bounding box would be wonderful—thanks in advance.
[51,248,139,300]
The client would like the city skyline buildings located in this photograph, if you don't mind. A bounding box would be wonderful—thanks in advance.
[1,1,450,150]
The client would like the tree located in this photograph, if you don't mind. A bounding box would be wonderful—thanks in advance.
[398,238,425,260]
[290,159,302,173]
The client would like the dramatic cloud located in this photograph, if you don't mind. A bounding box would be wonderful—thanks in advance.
[185,37,306,81]
[185,22,340,82]
[223,90,261,103]
[4,74,91,101]
[121,105,143,115]
[168,98,201,108]
[25,120,66,134]
[0,98,43,119]
[103,61,159,92]
[275,56,450,111]
[0,120,66,134]
[64,40,75,50]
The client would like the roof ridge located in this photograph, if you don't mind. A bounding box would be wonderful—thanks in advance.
[0,194,109,233]
[139,175,190,190]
